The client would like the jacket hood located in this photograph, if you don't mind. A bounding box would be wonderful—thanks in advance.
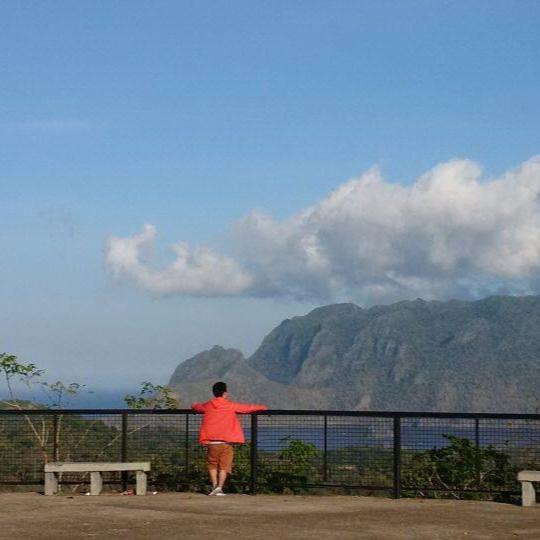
[208,397,229,409]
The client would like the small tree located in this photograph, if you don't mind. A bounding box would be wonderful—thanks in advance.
[41,381,85,409]
[0,353,86,463]
[0,353,44,408]
[123,382,178,410]
[263,438,320,493]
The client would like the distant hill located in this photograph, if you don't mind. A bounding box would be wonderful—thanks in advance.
[169,346,333,409]
[168,295,540,412]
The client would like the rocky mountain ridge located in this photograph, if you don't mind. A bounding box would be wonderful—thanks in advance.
[169,295,540,412]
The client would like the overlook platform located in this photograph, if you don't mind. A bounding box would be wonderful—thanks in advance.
[0,492,538,539]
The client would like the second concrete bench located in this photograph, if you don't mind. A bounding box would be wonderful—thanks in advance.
[517,470,540,507]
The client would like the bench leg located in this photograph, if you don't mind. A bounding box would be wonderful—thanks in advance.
[90,472,103,496]
[522,481,536,507]
[136,471,147,496]
[44,472,58,496]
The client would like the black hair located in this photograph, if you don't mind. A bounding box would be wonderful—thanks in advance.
[212,381,227,397]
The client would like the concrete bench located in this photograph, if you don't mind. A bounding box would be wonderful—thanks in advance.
[518,470,540,507]
[44,462,151,496]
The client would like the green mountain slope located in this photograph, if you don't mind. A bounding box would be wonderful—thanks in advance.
[169,295,540,412]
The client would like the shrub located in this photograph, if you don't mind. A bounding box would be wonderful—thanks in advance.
[401,435,516,500]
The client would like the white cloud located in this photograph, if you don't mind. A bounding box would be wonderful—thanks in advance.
[105,156,540,303]
[105,224,253,296]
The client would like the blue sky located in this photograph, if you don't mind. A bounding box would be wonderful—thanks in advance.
[1,1,540,392]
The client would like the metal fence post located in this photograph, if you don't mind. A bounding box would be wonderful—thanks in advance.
[52,413,59,462]
[393,415,401,499]
[185,414,190,478]
[474,417,481,487]
[121,412,128,491]
[250,413,258,494]
[323,414,328,482]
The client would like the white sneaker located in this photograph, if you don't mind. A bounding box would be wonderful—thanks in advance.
[208,486,223,496]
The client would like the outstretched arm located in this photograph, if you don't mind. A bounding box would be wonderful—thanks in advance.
[231,402,268,414]
[191,402,205,413]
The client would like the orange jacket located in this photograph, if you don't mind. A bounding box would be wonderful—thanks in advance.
[191,396,267,445]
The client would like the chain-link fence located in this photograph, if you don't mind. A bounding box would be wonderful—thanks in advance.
[1,409,539,498]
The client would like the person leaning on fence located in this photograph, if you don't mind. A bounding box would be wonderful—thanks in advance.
[191,381,267,496]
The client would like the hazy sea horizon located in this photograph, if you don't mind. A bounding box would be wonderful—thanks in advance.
[3,387,138,409]
[65,389,137,408]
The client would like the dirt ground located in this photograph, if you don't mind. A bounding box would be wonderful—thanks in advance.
[0,492,539,539]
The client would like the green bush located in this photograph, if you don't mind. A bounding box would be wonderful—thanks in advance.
[401,435,516,500]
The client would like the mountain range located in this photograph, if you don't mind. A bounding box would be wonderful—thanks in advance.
[168,295,540,412]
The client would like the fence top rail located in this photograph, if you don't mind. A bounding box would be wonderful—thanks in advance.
[1,408,539,420]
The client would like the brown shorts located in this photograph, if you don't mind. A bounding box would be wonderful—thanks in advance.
[206,443,234,473]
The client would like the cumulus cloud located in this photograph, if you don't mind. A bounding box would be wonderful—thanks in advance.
[105,224,253,296]
[105,156,540,303]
